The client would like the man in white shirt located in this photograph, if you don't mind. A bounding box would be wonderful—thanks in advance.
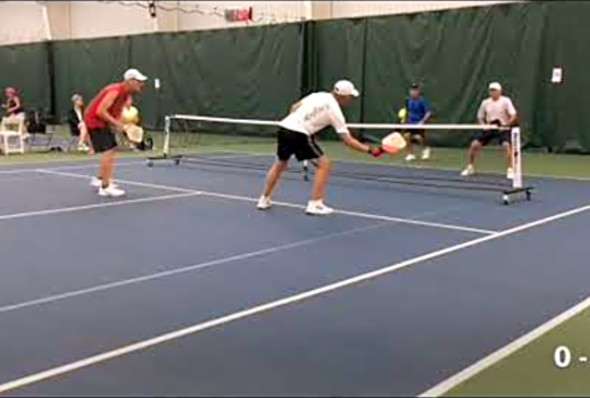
[257,80,383,216]
[461,82,518,179]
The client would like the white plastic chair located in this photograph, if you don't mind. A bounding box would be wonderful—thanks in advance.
[0,115,27,155]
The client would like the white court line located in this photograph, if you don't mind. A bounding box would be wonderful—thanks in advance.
[1,202,589,394]
[36,169,197,194]
[0,192,201,222]
[419,294,590,397]
[0,222,389,315]
[0,160,143,176]
[0,175,54,183]
[40,169,496,235]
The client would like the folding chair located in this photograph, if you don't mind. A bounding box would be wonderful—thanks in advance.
[0,116,27,155]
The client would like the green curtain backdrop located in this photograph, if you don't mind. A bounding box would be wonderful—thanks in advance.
[362,2,547,146]
[533,1,590,152]
[0,42,52,112]
[311,18,367,124]
[128,23,303,128]
[51,36,131,123]
[1,2,590,151]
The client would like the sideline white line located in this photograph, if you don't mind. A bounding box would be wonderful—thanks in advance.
[37,169,197,194]
[0,192,201,222]
[0,222,389,315]
[0,160,143,176]
[1,202,589,394]
[40,169,496,235]
[419,294,590,397]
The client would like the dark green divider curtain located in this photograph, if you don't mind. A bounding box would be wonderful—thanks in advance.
[309,18,367,124]
[0,42,52,112]
[3,2,590,151]
[134,23,303,128]
[362,2,547,146]
[534,1,590,152]
[52,37,131,123]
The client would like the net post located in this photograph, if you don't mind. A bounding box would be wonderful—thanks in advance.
[163,115,171,157]
[511,126,523,189]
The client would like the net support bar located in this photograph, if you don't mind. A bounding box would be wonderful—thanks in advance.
[511,127,523,189]
[163,115,171,156]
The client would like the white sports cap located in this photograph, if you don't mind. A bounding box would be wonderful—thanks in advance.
[488,82,502,91]
[124,68,148,82]
[333,80,359,97]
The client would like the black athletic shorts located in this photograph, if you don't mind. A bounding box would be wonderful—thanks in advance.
[473,120,510,146]
[276,127,323,161]
[403,128,425,137]
[89,127,118,153]
[403,128,426,144]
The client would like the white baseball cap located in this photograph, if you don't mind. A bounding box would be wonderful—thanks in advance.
[488,82,502,91]
[333,80,359,97]
[124,68,148,82]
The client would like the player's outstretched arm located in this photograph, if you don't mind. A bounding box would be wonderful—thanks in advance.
[340,132,383,157]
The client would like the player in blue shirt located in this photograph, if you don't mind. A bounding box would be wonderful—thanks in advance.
[401,83,432,161]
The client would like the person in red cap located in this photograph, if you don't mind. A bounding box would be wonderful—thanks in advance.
[84,68,147,197]
[2,87,24,120]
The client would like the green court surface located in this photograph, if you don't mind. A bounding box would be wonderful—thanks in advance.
[445,308,590,396]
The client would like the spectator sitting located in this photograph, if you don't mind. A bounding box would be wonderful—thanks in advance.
[2,87,25,122]
[67,94,91,152]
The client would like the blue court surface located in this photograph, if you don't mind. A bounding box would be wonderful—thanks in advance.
[0,154,589,396]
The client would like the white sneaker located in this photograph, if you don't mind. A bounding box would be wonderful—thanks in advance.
[306,200,334,216]
[90,177,102,188]
[421,147,431,160]
[91,177,118,189]
[98,184,125,197]
[507,167,515,180]
[405,154,416,162]
[461,165,475,177]
[257,196,272,210]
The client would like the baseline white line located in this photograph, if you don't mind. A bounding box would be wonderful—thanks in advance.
[1,202,589,394]
[0,192,201,222]
[0,222,389,315]
[40,169,496,235]
[419,293,590,397]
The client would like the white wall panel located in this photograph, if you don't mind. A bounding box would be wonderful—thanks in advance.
[176,1,306,32]
[0,1,47,45]
[0,1,527,45]
[326,1,522,19]
[68,1,157,39]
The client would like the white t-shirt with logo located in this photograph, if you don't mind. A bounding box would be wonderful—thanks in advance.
[279,92,350,136]
[477,95,517,125]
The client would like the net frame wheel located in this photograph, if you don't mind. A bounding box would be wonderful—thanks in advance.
[146,159,154,168]
[526,189,532,201]
[502,194,510,205]
[174,158,181,166]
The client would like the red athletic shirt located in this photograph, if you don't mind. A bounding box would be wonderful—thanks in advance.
[84,83,130,129]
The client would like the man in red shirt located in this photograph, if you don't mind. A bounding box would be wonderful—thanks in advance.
[84,69,147,197]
